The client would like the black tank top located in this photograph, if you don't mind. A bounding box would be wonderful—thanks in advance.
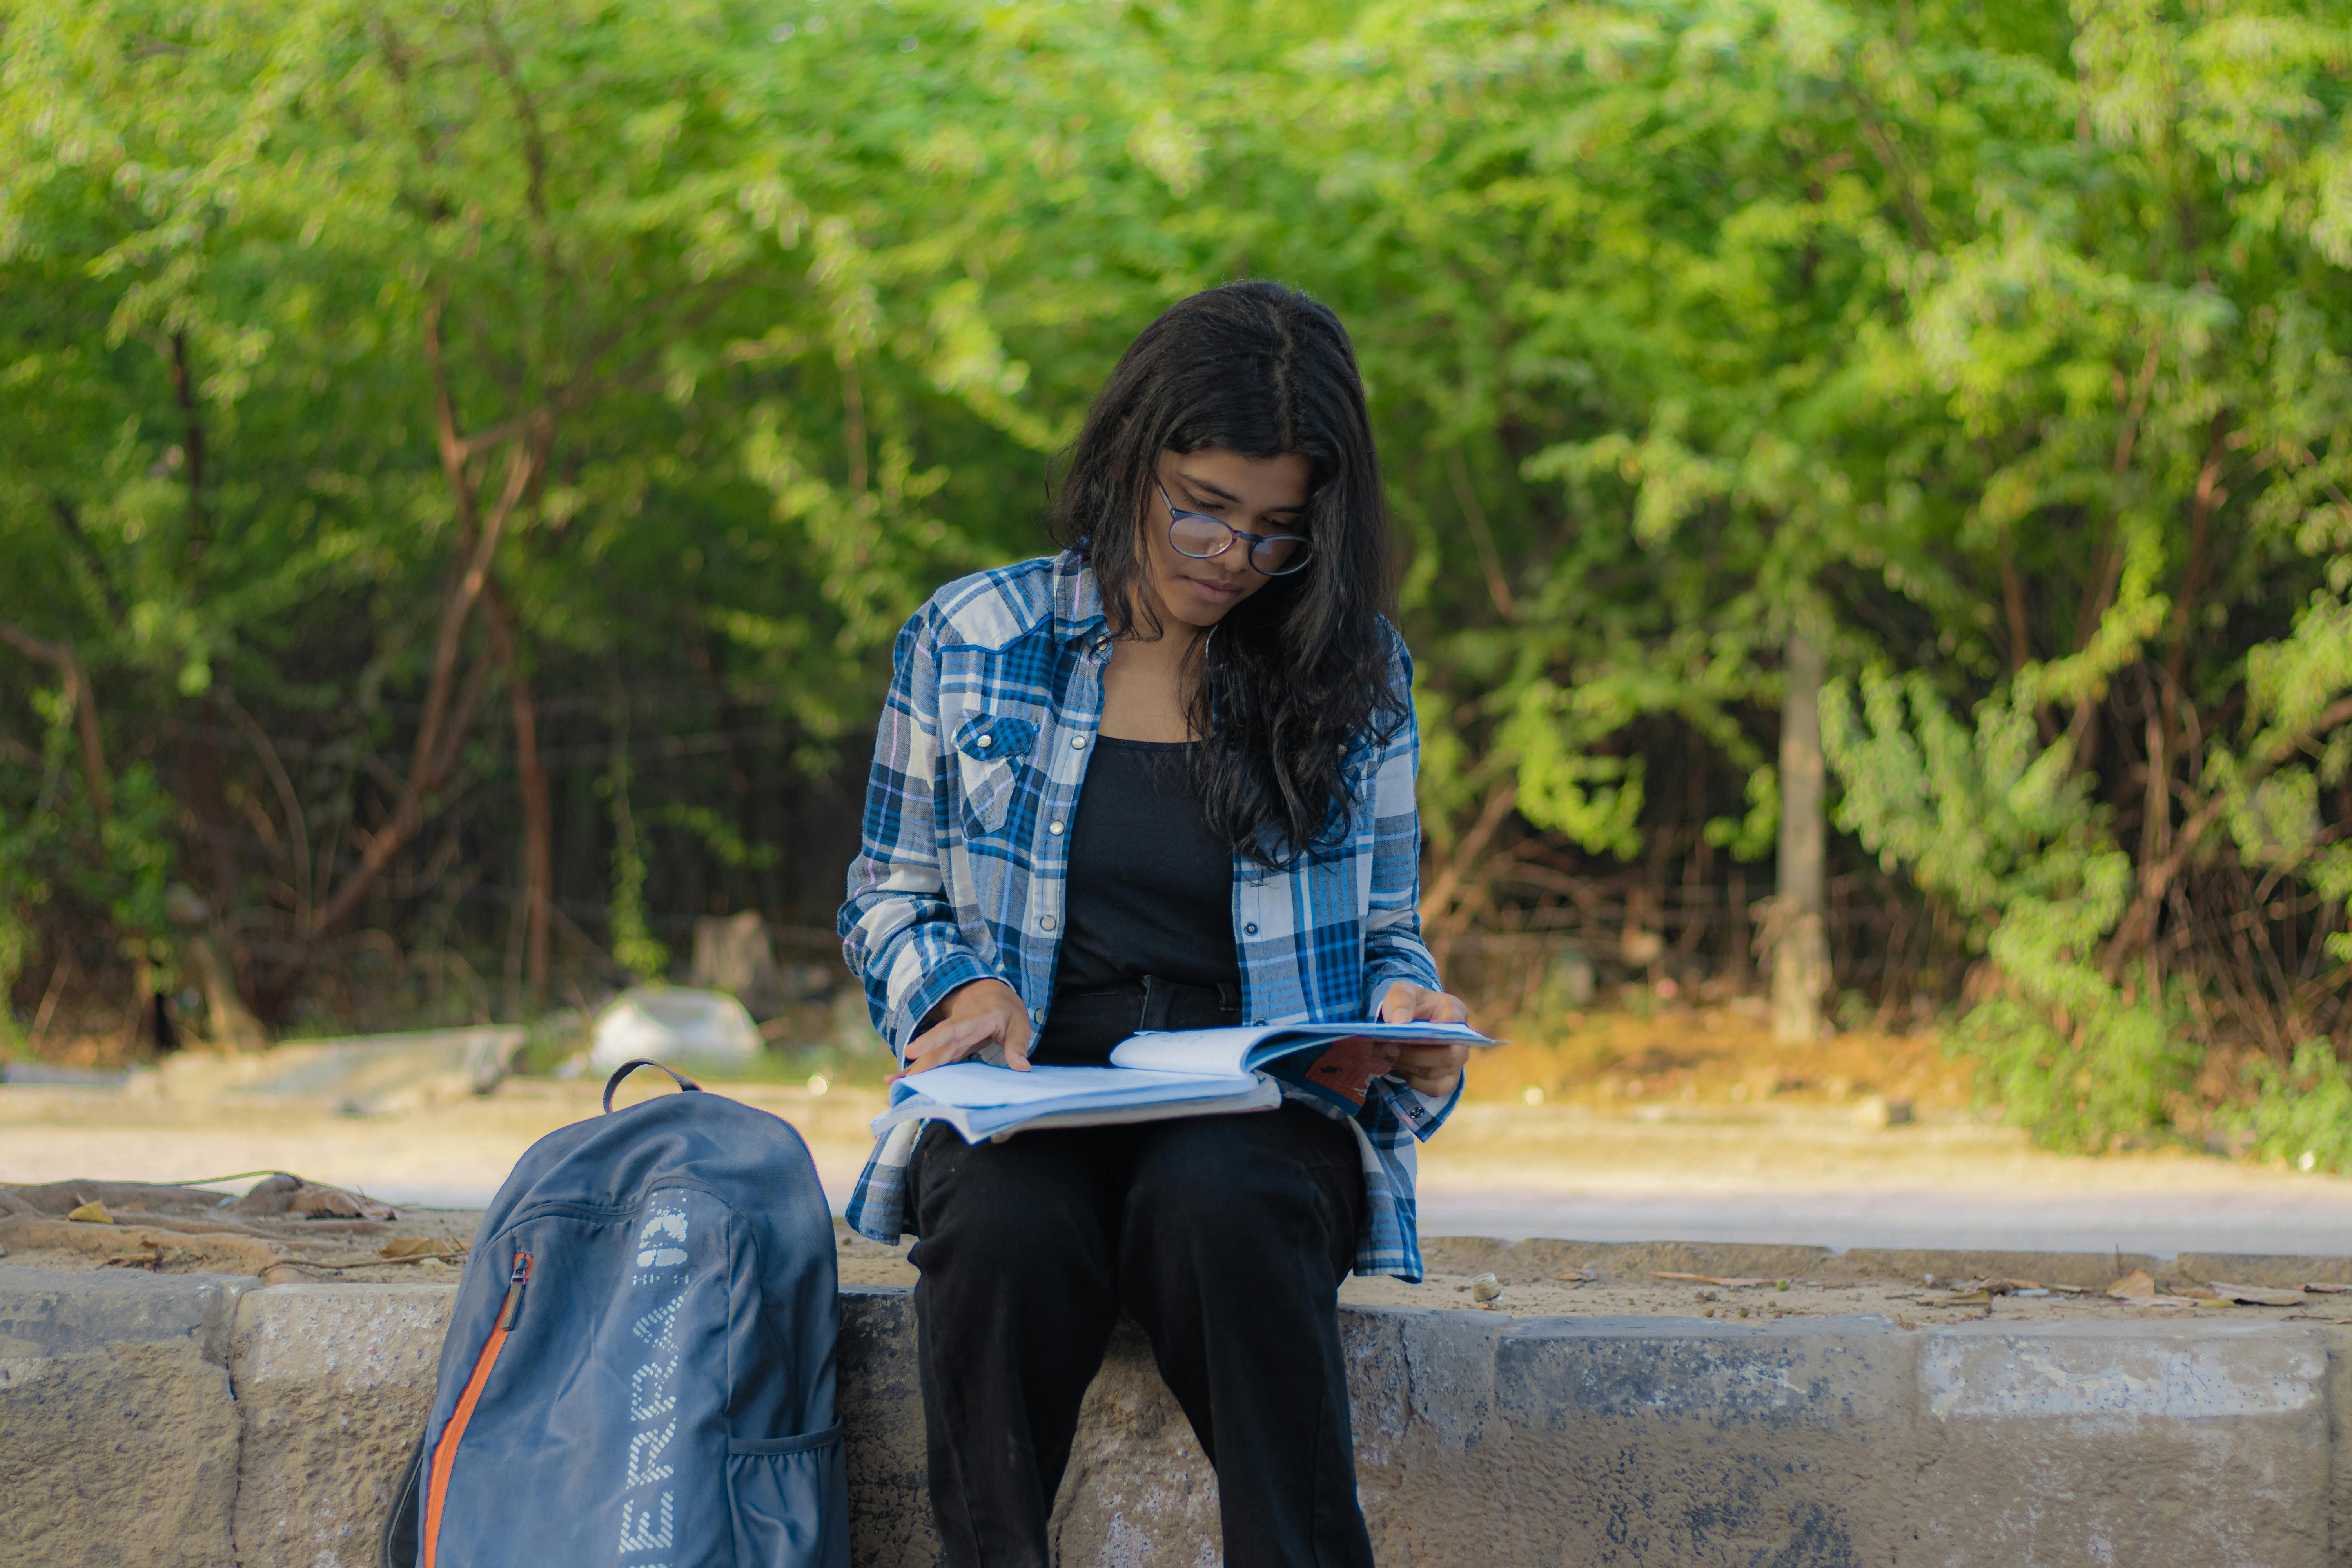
[1033,736,1238,1060]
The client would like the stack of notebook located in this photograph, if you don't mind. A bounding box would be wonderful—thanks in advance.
[873,1020,1495,1142]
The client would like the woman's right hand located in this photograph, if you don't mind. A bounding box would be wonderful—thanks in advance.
[894,978,1033,1080]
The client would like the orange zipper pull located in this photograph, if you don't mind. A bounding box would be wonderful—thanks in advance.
[500,1253,533,1330]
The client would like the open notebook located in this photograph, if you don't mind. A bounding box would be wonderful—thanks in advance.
[871,1020,1495,1143]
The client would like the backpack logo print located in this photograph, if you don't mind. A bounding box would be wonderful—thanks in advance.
[619,1200,688,1563]
[630,1297,682,1350]
[635,1207,688,1268]
[629,1357,679,1420]
[623,1420,676,1487]
[617,1490,674,1552]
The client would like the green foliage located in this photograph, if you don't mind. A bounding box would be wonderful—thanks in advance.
[603,747,666,985]
[3,0,2351,1180]
[1824,668,2200,1146]
[2232,1040,2352,1176]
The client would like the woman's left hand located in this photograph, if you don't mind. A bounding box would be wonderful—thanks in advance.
[1374,981,1472,1096]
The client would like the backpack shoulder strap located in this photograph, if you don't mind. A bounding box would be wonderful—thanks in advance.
[602,1059,704,1113]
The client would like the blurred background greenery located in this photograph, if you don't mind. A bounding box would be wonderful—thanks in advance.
[5,0,2352,1163]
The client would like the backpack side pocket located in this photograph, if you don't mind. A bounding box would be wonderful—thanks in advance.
[726,1424,848,1568]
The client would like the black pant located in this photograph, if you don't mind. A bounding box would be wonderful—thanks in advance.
[907,1104,1374,1568]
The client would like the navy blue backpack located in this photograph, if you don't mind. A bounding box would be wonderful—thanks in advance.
[383,1061,848,1568]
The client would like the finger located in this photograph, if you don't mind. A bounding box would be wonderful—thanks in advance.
[897,1015,997,1076]
[895,1040,976,1081]
[1408,987,1469,1023]
[902,1017,975,1065]
[1379,984,1419,1024]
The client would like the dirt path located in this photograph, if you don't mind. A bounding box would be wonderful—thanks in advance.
[4,1071,2349,1257]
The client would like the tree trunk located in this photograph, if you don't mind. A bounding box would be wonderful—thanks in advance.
[488,592,552,1013]
[165,885,265,1048]
[511,661,553,1011]
[1772,630,1830,1042]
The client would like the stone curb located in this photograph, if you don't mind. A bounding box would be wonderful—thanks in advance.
[1420,1234,2352,1290]
[2,1267,2347,1564]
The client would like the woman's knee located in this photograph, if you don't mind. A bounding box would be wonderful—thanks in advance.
[1127,1111,1358,1241]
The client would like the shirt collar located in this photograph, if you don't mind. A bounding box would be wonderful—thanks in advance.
[1051,549,1111,649]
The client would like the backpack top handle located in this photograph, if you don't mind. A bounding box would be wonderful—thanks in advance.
[603,1059,705,1114]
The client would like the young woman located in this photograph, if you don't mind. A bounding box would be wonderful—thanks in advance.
[839,281,1470,1567]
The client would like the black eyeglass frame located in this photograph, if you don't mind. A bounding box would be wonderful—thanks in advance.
[1156,481,1314,577]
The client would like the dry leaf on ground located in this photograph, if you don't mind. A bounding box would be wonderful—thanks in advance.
[2206,1281,2306,1307]
[1653,1272,1770,1288]
[2304,1282,2351,1294]
[2107,1269,2157,1299]
[380,1237,465,1260]
[287,1184,397,1221]
[1554,1268,1600,1283]
[66,1201,113,1224]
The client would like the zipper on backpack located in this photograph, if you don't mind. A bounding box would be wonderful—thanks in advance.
[422,1251,534,1568]
[499,1253,530,1328]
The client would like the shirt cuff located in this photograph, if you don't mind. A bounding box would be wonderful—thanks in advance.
[893,953,997,1060]
[1387,1070,1463,1141]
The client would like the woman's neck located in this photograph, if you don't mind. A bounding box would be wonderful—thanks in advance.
[1097,616,1205,743]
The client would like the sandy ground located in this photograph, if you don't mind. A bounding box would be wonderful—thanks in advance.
[5,1061,2352,1257]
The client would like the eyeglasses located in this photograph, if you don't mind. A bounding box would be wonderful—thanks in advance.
[1158,482,1313,577]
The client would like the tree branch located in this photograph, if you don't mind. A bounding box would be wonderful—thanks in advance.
[49,495,127,623]
[2104,693,2352,972]
[1447,446,1518,622]
[0,622,111,821]
[1421,781,1519,942]
[165,330,210,552]
[222,699,312,933]
[1843,82,1930,249]
[307,398,545,939]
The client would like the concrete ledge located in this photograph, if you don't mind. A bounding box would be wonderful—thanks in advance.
[4,1267,2350,1565]
[0,1268,256,1568]
[232,1285,455,1568]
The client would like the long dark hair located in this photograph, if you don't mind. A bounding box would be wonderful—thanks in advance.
[1048,281,1404,867]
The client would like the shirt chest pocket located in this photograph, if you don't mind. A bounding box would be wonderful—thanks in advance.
[950,714,1039,838]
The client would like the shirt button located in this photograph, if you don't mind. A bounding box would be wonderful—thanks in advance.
[1039,915,1057,931]
[1071,736,1087,750]
[1243,922,1259,936]
[1049,820,1065,835]
[977,734,993,748]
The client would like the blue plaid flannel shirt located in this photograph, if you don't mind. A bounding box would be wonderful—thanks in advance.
[838,551,1460,1280]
